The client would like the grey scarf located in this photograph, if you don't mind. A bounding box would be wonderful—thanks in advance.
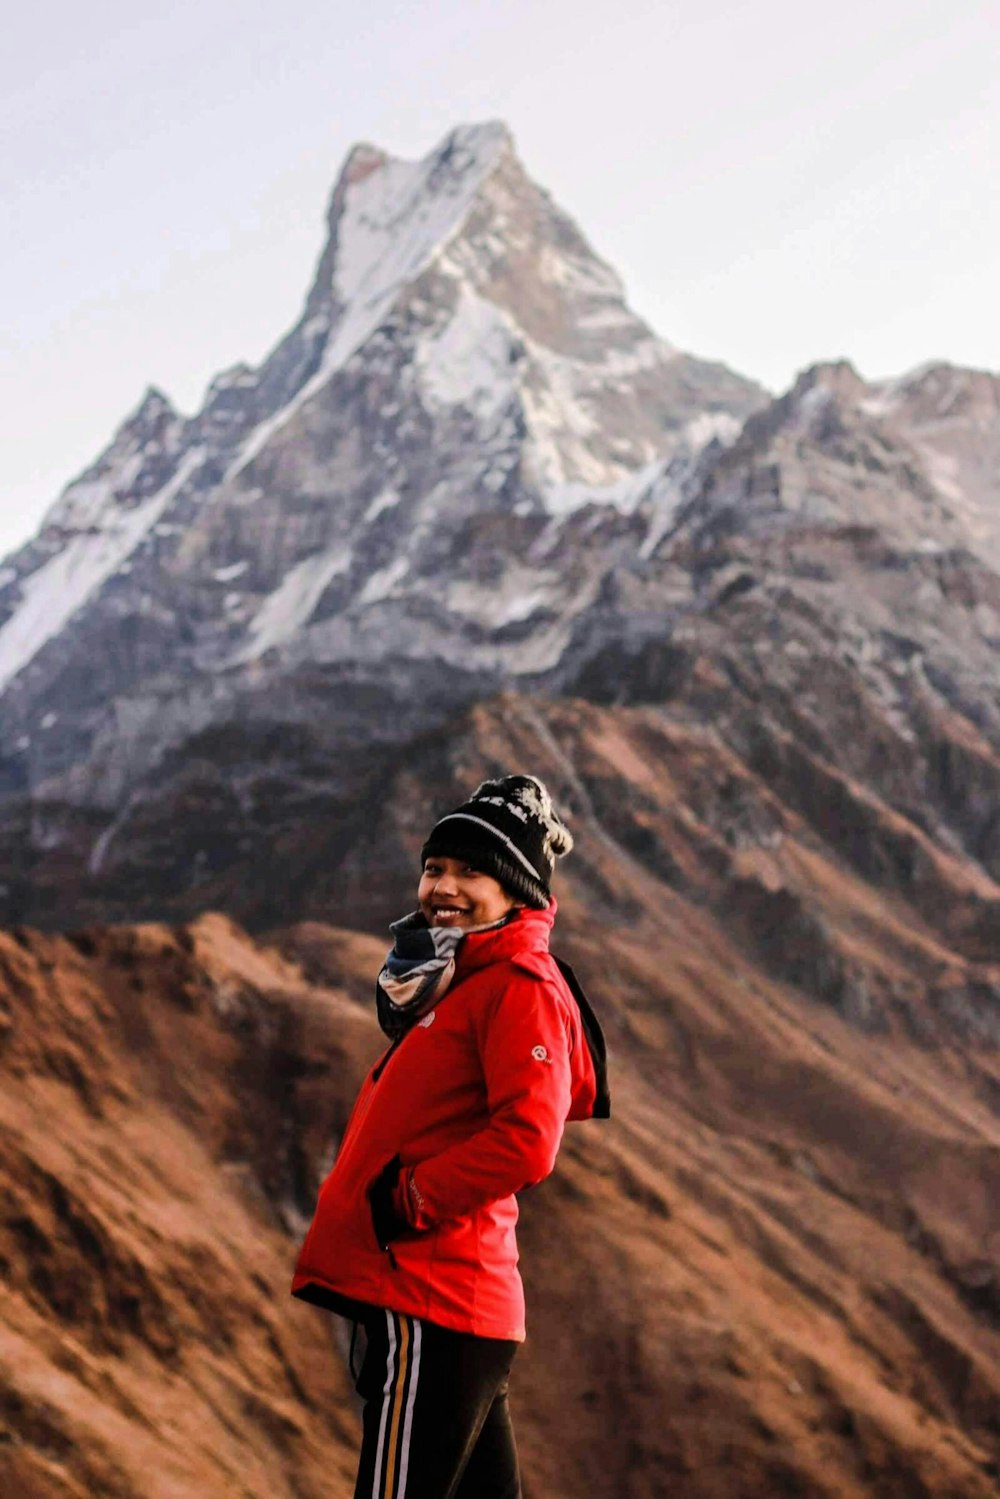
[374,912,464,1040]
[374,909,515,1040]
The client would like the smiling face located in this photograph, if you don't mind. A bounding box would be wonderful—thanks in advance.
[418,856,521,930]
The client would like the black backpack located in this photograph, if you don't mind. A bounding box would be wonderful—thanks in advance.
[555,957,611,1119]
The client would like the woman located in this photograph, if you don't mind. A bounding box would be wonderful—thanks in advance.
[291,774,609,1499]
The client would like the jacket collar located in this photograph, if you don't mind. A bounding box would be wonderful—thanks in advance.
[454,900,555,975]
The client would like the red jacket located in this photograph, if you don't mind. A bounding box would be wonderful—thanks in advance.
[291,903,599,1341]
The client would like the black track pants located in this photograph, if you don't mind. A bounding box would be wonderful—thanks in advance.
[352,1309,521,1499]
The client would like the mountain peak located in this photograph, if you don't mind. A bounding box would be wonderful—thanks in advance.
[0,120,762,707]
[790,360,867,406]
[340,141,390,184]
[229,116,756,492]
[306,121,513,324]
[868,359,1000,422]
[137,384,175,414]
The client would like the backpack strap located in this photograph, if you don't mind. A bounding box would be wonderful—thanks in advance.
[554,957,611,1119]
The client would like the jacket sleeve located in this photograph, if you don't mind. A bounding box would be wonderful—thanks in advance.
[405,970,574,1224]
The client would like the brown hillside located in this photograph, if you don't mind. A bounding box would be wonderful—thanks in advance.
[1,693,999,1497]
[0,916,373,1498]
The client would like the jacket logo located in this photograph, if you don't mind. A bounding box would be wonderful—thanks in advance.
[419,1010,437,1028]
[531,1045,551,1063]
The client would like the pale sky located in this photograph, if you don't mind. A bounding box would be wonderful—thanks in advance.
[2,0,996,562]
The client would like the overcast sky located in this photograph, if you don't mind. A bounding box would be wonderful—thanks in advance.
[2,0,996,561]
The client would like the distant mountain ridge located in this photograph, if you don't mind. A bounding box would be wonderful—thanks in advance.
[0,122,997,937]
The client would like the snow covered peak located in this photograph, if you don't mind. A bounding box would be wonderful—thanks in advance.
[223,123,518,477]
[313,123,512,321]
[329,126,507,308]
[0,119,763,707]
[336,122,510,191]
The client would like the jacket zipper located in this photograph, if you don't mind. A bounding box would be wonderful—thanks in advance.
[366,995,461,1267]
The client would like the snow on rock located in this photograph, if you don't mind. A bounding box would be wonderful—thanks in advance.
[239,544,353,659]
[523,372,608,489]
[363,488,403,524]
[46,478,116,532]
[354,556,409,607]
[416,285,517,425]
[543,459,664,520]
[213,561,250,583]
[227,123,510,479]
[681,411,742,449]
[537,243,625,300]
[861,361,943,419]
[329,123,508,341]
[504,579,604,675]
[855,362,1000,567]
[207,364,258,395]
[445,563,561,629]
[639,466,691,560]
[412,251,672,481]
[795,383,837,433]
[521,338,672,490]
[0,449,204,695]
[919,446,965,503]
[42,391,182,536]
[576,303,642,333]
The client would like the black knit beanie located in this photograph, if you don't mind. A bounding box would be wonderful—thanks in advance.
[420,774,574,909]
